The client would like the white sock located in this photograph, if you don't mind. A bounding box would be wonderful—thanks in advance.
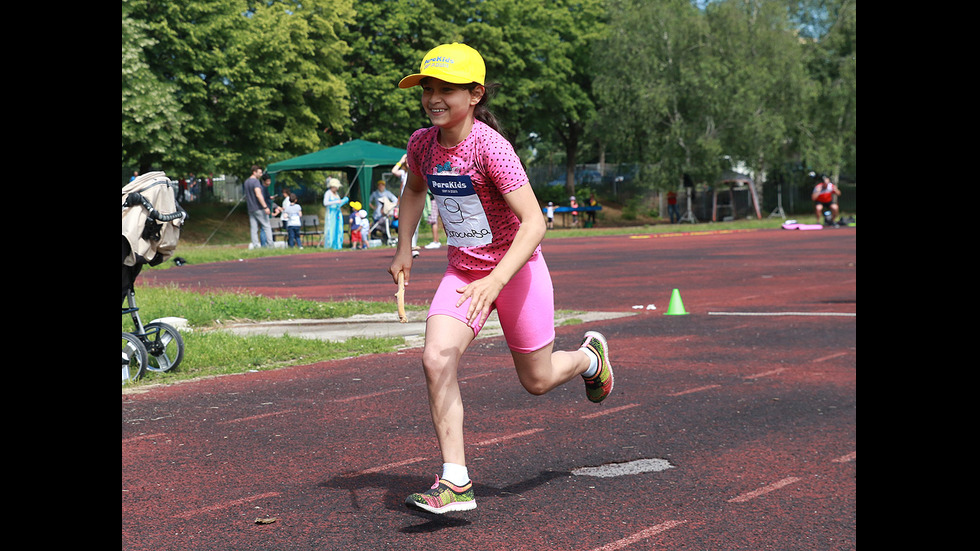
[581,346,599,378]
[441,463,470,486]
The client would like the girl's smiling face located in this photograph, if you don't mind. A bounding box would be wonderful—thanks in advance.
[420,77,484,133]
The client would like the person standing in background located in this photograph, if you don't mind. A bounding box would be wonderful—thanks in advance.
[244,165,272,248]
[323,178,348,249]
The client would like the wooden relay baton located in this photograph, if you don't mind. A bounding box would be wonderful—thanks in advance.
[396,271,407,323]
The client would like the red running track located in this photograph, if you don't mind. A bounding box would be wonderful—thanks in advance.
[125,227,855,550]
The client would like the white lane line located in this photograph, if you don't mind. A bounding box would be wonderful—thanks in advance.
[832,451,856,463]
[332,388,406,403]
[582,403,639,419]
[588,520,688,551]
[743,368,787,379]
[172,491,280,519]
[472,428,544,446]
[218,410,295,424]
[668,384,721,396]
[812,351,850,363]
[728,477,801,503]
[347,456,428,476]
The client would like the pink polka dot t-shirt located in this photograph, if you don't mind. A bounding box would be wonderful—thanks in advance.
[407,120,540,271]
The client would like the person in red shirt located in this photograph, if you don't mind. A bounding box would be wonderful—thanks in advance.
[667,190,679,223]
[811,174,841,224]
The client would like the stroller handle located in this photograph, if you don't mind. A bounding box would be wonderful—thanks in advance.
[124,191,188,223]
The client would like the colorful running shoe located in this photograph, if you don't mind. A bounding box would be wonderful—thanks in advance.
[581,331,613,403]
[405,476,477,514]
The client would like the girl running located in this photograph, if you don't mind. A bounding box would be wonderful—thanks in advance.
[388,43,614,515]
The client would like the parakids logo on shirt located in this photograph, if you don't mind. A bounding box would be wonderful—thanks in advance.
[428,175,473,196]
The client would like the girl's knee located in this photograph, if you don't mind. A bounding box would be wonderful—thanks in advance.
[514,357,553,395]
[512,345,579,396]
[422,342,462,379]
[518,375,550,396]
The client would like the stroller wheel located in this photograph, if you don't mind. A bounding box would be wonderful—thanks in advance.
[142,322,185,372]
[122,332,148,384]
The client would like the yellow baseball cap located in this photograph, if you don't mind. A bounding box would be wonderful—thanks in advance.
[398,43,486,89]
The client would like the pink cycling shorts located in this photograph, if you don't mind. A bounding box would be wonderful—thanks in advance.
[427,253,555,354]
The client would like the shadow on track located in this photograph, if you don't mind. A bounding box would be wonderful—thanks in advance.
[319,469,572,533]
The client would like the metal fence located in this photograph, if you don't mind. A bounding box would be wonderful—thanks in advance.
[527,163,855,219]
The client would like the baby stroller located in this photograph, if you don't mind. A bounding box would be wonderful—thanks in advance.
[368,196,398,246]
[122,172,187,384]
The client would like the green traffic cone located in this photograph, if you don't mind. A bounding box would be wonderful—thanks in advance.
[665,288,689,315]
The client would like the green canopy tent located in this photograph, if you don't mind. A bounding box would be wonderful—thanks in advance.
[265,139,406,204]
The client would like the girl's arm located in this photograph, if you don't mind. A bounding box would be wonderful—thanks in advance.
[389,170,427,285]
[457,183,546,326]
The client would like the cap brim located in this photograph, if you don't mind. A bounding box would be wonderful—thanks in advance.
[398,74,425,88]
[398,72,481,89]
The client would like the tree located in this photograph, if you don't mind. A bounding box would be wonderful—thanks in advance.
[593,0,722,187]
[339,0,449,148]
[526,0,607,197]
[340,0,606,200]
[703,0,811,182]
[122,0,189,174]
[797,0,856,181]
[593,0,829,192]
[123,0,354,176]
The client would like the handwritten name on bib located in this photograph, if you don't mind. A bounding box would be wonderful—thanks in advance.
[427,174,493,248]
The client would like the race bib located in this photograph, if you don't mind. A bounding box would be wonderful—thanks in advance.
[427,174,493,247]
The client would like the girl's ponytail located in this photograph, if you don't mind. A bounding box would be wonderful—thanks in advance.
[470,81,508,142]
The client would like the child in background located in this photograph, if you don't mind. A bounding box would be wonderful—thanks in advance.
[348,201,362,248]
[352,209,369,249]
[283,193,303,248]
